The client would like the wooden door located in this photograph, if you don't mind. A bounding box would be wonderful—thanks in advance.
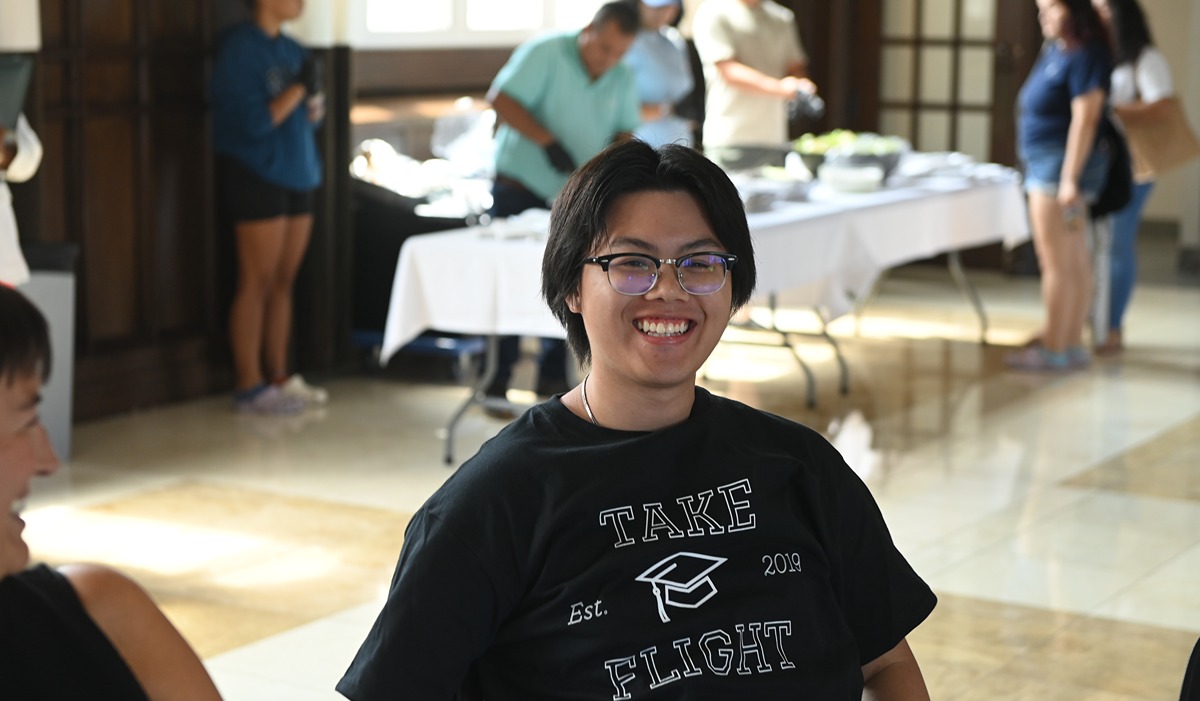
[876,0,1039,167]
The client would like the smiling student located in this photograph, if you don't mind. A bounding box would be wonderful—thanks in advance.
[338,141,936,700]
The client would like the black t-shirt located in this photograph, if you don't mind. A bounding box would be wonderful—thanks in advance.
[339,388,936,700]
[0,565,149,700]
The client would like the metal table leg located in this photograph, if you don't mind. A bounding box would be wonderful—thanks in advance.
[947,251,989,344]
[813,309,850,396]
[443,335,499,465]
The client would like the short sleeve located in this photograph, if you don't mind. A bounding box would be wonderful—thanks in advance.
[692,6,738,64]
[1136,48,1174,103]
[1066,43,1111,99]
[336,511,512,701]
[489,37,552,110]
[817,442,937,664]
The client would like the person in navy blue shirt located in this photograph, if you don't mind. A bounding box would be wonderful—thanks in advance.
[1007,0,1112,372]
[212,0,327,414]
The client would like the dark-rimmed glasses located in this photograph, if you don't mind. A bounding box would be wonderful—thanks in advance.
[583,252,737,296]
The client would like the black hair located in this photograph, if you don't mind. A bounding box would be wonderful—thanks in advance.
[1104,0,1155,65]
[0,285,51,386]
[592,1,641,36]
[1061,0,1110,50]
[541,140,757,364]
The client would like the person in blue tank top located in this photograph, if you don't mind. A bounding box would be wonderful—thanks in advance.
[212,0,327,415]
[0,286,222,699]
[1007,0,1113,372]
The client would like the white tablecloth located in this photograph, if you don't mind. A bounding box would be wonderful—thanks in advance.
[381,175,1029,364]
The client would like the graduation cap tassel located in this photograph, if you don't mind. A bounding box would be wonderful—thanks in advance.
[651,582,670,623]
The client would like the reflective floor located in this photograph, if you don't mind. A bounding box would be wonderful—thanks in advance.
[24,240,1200,699]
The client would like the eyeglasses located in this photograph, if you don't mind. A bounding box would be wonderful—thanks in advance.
[583,252,737,296]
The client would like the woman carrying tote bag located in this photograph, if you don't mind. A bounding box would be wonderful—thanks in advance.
[1092,0,1200,355]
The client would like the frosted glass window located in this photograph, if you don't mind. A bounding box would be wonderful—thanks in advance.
[367,0,452,33]
[957,113,991,161]
[920,46,953,103]
[918,110,952,151]
[958,47,993,104]
[883,0,916,38]
[553,0,600,29]
[921,0,955,39]
[881,47,914,102]
[961,0,996,40]
[880,109,913,142]
[467,0,542,31]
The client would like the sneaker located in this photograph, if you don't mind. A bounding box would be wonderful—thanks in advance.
[279,374,329,405]
[1004,346,1071,372]
[235,385,306,415]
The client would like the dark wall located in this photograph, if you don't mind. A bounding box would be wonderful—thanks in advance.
[16,0,353,420]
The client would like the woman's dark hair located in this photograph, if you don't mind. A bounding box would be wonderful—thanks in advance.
[1062,0,1110,50]
[541,140,757,364]
[1105,0,1155,65]
[0,286,51,385]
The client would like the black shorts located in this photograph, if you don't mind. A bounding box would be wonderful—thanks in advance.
[218,155,314,221]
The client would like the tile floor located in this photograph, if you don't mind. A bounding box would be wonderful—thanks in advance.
[21,241,1200,699]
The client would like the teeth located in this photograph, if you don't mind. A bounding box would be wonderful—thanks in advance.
[637,320,690,336]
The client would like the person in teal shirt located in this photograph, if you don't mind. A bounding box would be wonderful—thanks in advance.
[483,1,641,412]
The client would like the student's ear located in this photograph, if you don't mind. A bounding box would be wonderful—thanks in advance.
[567,292,582,314]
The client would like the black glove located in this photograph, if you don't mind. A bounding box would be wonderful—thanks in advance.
[296,55,323,96]
[787,88,825,121]
[543,141,576,174]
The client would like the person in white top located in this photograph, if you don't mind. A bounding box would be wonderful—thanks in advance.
[0,114,43,287]
[691,0,819,170]
[1092,0,1174,355]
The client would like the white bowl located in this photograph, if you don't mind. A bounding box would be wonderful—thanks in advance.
[817,162,884,193]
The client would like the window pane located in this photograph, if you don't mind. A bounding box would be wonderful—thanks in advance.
[920,46,953,103]
[961,0,996,40]
[553,0,599,29]
[367,0,452,33]
[881,46,913,102]
[957,112,991,161]
[921,0,955,39]
[468,0,542,31]
[883,0,916,38]
[918,109,952,151]
[880,109,913,143]
[958,47,993,104]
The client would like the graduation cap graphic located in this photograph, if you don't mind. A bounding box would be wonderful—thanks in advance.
[635,552,727,623]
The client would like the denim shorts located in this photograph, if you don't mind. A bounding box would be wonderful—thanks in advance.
[1020,142,1110,201]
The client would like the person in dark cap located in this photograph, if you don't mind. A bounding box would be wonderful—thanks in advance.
[338,141,935,700]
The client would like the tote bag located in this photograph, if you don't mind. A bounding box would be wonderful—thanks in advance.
[1120,98,1200,183]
